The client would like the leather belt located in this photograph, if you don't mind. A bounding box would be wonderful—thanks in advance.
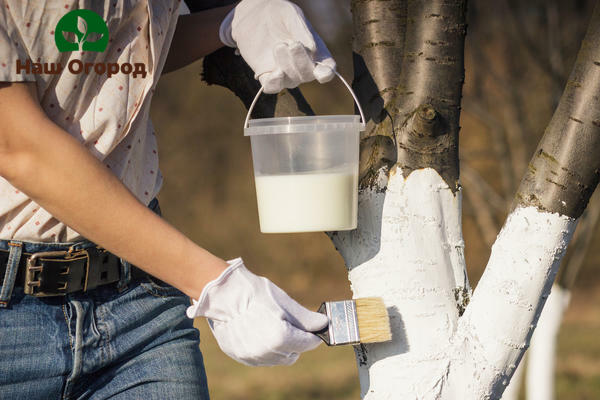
[0,246,147,297]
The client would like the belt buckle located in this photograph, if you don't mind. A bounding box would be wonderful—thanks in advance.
[24,249,89,297]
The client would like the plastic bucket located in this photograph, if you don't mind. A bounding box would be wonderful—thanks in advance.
[244,71,366,233]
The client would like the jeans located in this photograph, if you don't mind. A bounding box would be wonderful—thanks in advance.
[0,199,210,399]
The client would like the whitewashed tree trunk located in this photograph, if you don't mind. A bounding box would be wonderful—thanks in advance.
[198,0,600,398]
[332,167,469,398]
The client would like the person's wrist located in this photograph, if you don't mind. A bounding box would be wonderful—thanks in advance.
[176,243,229,299]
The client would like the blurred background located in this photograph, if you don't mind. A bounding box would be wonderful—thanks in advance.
[151,0,600,398]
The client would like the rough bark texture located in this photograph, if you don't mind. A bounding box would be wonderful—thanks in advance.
[353,0,466,192]
[515,2,600,219]
[391,0,466,191]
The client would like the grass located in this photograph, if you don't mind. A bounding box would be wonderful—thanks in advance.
[196,319,360,399]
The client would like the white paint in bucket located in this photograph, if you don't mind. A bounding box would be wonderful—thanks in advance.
[254,171,358,233]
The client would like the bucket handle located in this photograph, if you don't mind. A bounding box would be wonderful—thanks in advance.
[244,63,366,130]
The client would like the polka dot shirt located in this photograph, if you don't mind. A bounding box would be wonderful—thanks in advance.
[0,0,186,242]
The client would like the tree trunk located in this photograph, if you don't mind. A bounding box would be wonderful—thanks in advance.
[197,0,600,398]
[330,0,469,397]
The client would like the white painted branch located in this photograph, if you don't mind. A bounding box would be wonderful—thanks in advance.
[452,207,576,398]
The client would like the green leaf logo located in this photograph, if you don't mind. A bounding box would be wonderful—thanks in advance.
[55,10,109,52]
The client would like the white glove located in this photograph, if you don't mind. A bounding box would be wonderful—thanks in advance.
[187,257,328,366]
[219,0,337,94]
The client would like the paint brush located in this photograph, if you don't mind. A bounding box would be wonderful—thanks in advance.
[314,297,392,346]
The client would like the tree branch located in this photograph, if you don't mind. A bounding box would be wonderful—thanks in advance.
[515,2,600,218]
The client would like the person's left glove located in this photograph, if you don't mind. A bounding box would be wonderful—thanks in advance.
[219,0,336,94]
[186,257,328,366]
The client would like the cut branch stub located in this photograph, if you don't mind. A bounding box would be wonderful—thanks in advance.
[407,104,444,142]
[515,2,600,219]
[396,103,457,188]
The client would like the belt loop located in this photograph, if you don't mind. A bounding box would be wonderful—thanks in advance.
[0,241,23,308]
[117,258,131,292]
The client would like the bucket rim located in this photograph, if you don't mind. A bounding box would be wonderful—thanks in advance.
[244,114,365,136]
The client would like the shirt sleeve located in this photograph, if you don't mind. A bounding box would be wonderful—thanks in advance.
[0,5,34,82]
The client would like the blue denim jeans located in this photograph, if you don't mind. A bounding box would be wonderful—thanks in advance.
[0,199,210,399]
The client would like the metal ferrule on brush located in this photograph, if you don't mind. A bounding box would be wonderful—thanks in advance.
[316,300,360,346]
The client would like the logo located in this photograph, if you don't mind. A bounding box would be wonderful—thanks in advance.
[17,9,147,79]
[54,10,109,52]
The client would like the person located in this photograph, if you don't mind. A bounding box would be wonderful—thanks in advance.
[0,0,337,398]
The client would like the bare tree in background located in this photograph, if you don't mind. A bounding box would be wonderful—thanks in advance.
[190,0,600,397]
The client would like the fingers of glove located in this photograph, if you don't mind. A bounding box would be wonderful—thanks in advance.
[313,57,336,84]
[288,42,318,83]
[307,18,336,83]
[210,320,257,366]
[273,42,315,87]
[267,283,329,332]
[259,70,286,94]
[281,2,316,53]
[211,314,313,366]
[279,322,324,354]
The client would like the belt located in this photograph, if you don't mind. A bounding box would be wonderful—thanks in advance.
[0,246,147,297]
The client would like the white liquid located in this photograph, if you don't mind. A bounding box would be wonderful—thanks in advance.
[254,171,358,233]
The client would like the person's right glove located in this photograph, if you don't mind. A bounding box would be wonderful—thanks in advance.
[219,0,336,94]
[186,257,328,366]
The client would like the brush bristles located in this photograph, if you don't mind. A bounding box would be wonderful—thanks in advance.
[356,297,392,343]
